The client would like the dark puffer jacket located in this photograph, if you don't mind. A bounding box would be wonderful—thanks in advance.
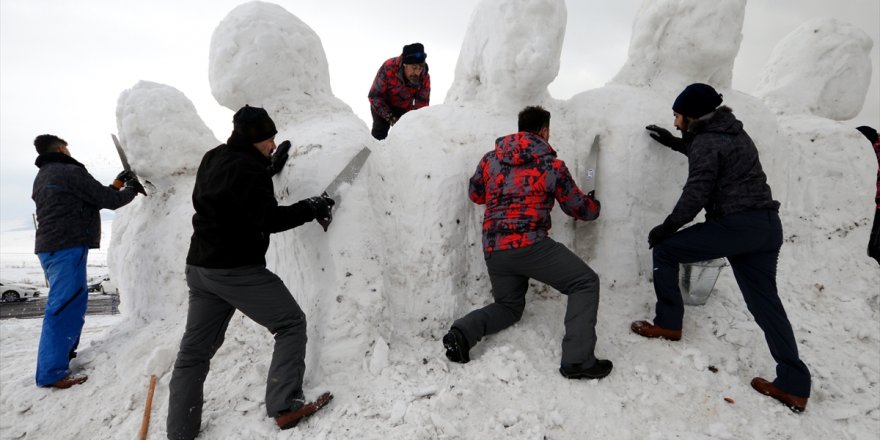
[664,106,779,229]
[470,132,600,253]
[32,153,137,253]
[368,56,430,123]
[186,134,315,268]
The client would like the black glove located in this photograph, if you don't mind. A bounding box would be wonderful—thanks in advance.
[646,125,684,151]
[388,116,398,126]
[304,193,335,231]
[648,222,678,249]
[269,140,291,176]
[124,177,147,196]
[115,170,136,182]
[586,191,601,210]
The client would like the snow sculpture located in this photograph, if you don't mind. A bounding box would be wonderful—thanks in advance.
[756,18,874,121]
[611,0,746,94]
[445,0,566,109]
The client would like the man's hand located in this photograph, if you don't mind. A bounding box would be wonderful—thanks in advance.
[648,222,677,249]
[645,125,683,150]
[304,193,335,231]
[269,140,292,176]
[124,177,147,196]
[113,170,136,189]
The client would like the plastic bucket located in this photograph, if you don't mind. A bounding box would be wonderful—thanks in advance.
[679,258,728,306]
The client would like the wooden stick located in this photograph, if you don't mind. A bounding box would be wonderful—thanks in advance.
[139,375,158,440]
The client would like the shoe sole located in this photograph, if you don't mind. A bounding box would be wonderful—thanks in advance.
[443,333,469,363]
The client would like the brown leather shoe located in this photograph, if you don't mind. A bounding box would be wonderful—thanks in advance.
[630,320,682,341]
[275,391,333,430]
[49,374,88,389]
[751,377,807,413]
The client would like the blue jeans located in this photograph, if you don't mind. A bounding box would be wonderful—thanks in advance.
[651,210,811,397]
[36,245,89,386]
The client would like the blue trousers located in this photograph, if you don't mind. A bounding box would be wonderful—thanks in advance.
[36,245,89,386]
[651,210,811,398]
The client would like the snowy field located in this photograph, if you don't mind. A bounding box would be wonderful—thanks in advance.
[1,1,879,439]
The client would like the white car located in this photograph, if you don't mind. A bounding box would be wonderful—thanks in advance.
[0,279,42,302]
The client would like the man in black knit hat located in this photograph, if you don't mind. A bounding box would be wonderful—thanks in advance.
[856,125,880,264]
[633,83,812,413]
[166,105,334,439]
[368,42,431,140]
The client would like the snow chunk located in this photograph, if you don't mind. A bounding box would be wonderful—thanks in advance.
[755,18,873,120]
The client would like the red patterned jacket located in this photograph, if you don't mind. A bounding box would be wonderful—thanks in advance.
[368,56,430,122]
[469,132,600,253]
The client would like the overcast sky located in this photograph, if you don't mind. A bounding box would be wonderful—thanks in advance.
[1,0,878,226]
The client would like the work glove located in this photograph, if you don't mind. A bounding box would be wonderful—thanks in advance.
[124,177,147,196]
[586,191,601,210]
[388,116,398,127]
[269,140,291,176]
[647,221,678,249]
[645,125,684,151]
[304,193,335,231]
[112,170,136,189]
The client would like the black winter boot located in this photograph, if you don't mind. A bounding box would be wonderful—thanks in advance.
[442,328,470,363]
[559,359,613,380]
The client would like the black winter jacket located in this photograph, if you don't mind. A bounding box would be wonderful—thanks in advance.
[186,134,315,268]
[32,153,137,253]
[664,107,780,229]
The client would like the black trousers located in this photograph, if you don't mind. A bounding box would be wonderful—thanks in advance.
[370,106,407,140]
[651,209,811,398]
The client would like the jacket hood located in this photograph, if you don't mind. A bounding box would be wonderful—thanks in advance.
[35,152,85,169]
[494,132,556,166]
[689,106,742,136]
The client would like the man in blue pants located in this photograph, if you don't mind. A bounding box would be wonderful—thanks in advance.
[31,134,144,388]
[634,84,811,412]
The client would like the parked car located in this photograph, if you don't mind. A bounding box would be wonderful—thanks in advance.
[0,279,42,302]
[88,276,118,295]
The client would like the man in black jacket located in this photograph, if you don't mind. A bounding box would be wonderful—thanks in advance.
[632,84,811,413]
[32,134,143,389]
[166,106,333,440]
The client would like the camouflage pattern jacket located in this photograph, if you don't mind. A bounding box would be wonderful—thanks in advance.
[469,132,600,253]
[368,56,430,122]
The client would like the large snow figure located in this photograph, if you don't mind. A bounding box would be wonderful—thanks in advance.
[756,18,874,120]
[109,80,215,322]
[445,0,566,109]
[612,0,745,94]
[206,1,384,375]
[755,18,876,298]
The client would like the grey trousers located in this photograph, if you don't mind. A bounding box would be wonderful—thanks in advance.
[166,265,307,440]
[452,238,601,368]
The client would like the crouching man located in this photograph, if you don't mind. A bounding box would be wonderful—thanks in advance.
[443,106,612,380]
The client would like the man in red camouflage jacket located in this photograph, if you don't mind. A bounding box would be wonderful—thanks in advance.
[367,43,430,140]
[443,106,612,381]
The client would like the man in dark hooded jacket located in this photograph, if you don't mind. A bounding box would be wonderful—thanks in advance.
[635,83,811,413]
[31,134,144,389]
[442,106,612,380]
[166,106,333,439]
[368,42,430,140]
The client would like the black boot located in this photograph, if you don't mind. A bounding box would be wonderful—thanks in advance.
[559,359,613,380]
[442,328,470,363]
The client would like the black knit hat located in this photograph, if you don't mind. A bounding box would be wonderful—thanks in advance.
[673,83,723,119]
[856,126,878,143]
[402,43,427,65]
[233,105,277,143]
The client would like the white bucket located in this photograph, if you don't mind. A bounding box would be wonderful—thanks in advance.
[679,258,728,306]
